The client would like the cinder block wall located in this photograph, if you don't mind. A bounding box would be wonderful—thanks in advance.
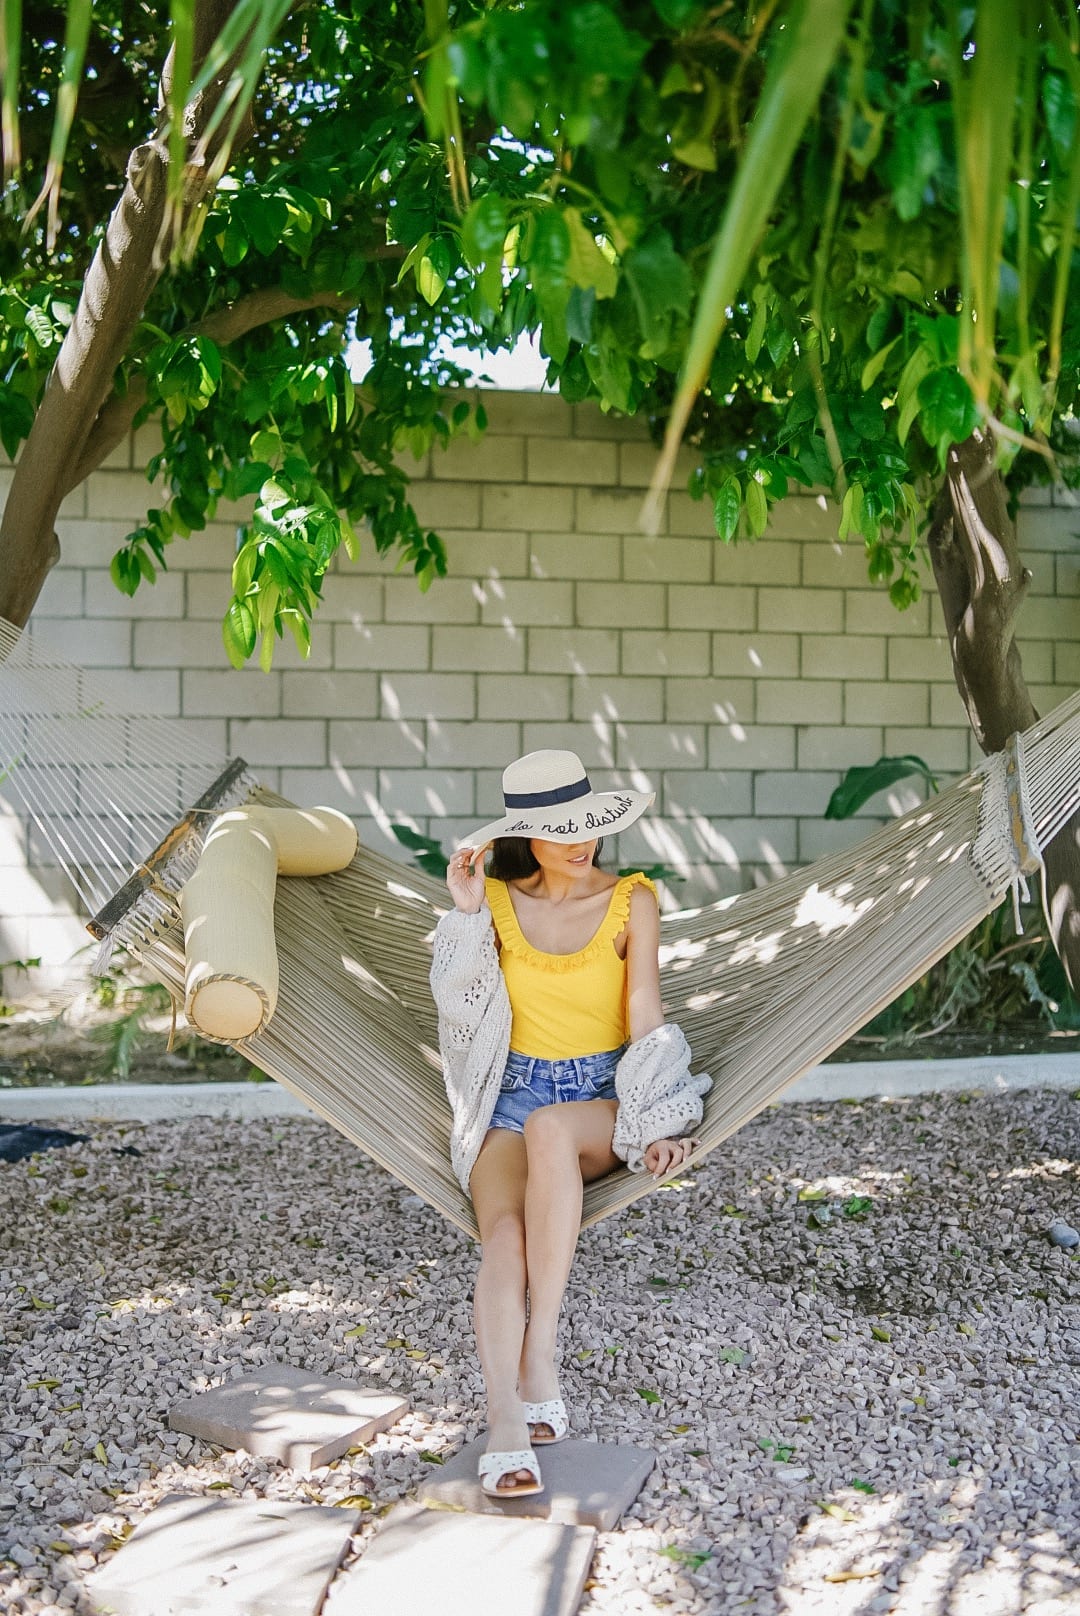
[2,391,1078,983]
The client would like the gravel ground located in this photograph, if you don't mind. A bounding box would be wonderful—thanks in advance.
[1,1089,1078,1616]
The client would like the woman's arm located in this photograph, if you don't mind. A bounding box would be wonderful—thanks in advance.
[625,881,664,1042]
[625,882,699,1180]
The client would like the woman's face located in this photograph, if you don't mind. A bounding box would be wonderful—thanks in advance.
[529,837,599,875]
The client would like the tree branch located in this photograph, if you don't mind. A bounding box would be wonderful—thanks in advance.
[66,286,360,490]
[927,426,1036,752]
[197,287,356,345]
[0,0,286,627]
[927,424,1080,993]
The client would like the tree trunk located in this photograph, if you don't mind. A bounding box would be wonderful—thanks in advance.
[0,0,260,628]
[927,426,1080,990]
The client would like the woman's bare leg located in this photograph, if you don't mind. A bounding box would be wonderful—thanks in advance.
[518,1099,619,1426]
[468,1128,535,1488]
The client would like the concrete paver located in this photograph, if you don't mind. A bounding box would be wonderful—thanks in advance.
[167,1363,408,1468]
[417,1438,655,1530]
[322,1500,597,1616]
[86,1492,361,1616]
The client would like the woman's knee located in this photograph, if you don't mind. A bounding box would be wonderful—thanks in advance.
[522,1104,581,1162]
[479,1208,527,1263]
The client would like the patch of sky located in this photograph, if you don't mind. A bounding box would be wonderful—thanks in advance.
[347,326,550,390]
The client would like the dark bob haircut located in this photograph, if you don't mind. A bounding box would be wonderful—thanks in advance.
[488,837,604,881]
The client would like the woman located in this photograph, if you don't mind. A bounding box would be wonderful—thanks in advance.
[429,750,711,1498]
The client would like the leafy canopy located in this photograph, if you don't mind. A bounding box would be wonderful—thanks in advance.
[2,0,1079,662]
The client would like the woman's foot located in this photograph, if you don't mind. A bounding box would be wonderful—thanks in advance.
[521,1397,569,1445]
[483,1411,540,1493]
[518,1337,565,1442]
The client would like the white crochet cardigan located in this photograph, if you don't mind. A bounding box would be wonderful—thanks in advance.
[429,904,712,1194]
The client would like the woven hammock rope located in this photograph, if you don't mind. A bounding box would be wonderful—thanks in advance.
[2,616,1079,1239]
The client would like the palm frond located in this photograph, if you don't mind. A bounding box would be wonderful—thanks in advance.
[645,0,855,529]
[22,0,92,247]
[0,0,22,185]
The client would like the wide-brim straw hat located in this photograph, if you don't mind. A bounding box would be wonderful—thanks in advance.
[461,750,654,848]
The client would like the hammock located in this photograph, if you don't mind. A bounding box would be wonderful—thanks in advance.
[1,616,1078,1239]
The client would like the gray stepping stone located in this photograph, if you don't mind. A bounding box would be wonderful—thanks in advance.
[168,1363,408,1468]
[417,1437,655,1530]
[323,1501,596,1616]
[87,1492,361,1616]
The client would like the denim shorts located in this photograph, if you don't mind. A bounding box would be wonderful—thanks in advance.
[487,1047,625,1135]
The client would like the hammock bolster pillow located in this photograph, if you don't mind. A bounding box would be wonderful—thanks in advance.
[182,804,358,1041]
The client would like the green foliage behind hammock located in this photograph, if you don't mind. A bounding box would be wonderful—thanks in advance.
[829,756,1080,1043]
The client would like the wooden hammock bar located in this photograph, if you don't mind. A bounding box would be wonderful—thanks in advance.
[87,757,251,941]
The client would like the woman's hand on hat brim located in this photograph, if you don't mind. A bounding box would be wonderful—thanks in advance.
[447,842,492,912]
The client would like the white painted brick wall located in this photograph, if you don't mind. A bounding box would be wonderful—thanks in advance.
[3,396,1079,987]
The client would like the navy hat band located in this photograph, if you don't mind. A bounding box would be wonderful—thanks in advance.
[503,776,592,810]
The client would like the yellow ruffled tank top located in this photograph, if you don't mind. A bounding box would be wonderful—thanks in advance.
[485,872,658,1060]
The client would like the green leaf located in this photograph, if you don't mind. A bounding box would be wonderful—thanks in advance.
[825,755,938,820]
[234,189,289,256]
[745,287,767,365]
[659,60,693,95]
[529,209,572,286]
[567,4,647,80]
[461,194,508,264]
[819,1500,859,1520]
[24,305,54,347]
[390,822,448,876]
[653,0,701,25]
[658,1546,713,1569]
[221,220,248,265]
[565,209,617,298]
[861,336,900,391]
[636,1387,662,1405]
[340,517,360,564]
[0,389,35,459]
[713,477,741,542]
[870,1326,891,1343]
[744,476,768,538]
[916,368,979,455]
[283,610,311,660]
[109,550,139,597]
[672,134,717,172]
[887,106,942,222]
[250,428,282,461]
[1042,71,1076,156]
[222,599,257,668]
[259,478,292,513]
[584,337,633,412]
[623,229,692,349]
[417,237,452,305]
